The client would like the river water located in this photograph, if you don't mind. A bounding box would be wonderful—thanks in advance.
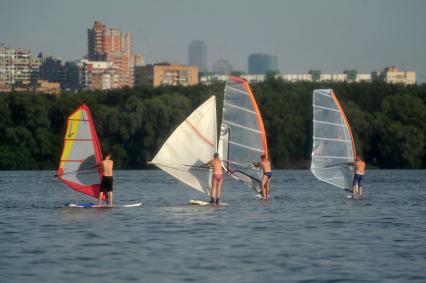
[0,170,425,282]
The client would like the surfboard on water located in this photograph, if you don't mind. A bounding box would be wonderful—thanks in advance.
[310,89,356,195]
[149,96,217,203]
[254,193,278,199]
[218,76,268,193]
[189,199,229,206]
[346,195,364,199]
[66,202,142,208]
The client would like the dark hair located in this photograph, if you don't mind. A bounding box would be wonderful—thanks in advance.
[213,152,219,158]
[104,152,111,157]
[261,154,266,160]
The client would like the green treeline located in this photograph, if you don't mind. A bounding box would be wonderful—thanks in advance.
[0,80,425,170]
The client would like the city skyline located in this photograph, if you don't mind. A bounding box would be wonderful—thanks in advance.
[1,0,425,81]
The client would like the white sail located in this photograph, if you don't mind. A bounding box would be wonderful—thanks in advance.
[310,89,356,190]
[151,96,217,195]
[219,76,268,192]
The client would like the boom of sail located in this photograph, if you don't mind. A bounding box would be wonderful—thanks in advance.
[310,89,356,191]
[57,104,104,199]
[150,96,217,195]
[218,76,268,192]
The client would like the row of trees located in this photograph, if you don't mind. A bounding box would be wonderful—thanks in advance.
[0,80,425,169]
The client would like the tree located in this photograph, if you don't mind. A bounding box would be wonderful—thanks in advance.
[309,70,321,81]
[343,69,357,81]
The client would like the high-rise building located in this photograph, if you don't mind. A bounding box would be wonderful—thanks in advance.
[133,53,145,67]
[134,63,198,87]
[0,46,41,89]
[188,40,207,73]
[212,59,233,75]
[39,55,68,89]
[248,53,278,75]
[87,21,133,87]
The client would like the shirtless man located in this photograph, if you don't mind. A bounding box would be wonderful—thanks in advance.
[254,154,272,199]
[99,153,114,206]
[205,153,223,204]
[352,156,365,198]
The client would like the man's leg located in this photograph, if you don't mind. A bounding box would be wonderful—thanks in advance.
[261,175,267,199]
[211,178,217,202]
[98,192,103,206]
[108,191,113,206]
[216,180,222,204]
[358,176,363,197]
[266,178,271,199]
[352,176,357,197]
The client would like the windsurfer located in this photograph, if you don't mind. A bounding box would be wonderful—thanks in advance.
[205,153,223,204]
[99,152,114,206]
[351,156,365,198]
[254,155,272,199]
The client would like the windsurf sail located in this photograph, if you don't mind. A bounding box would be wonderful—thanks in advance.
[150,96,217,195]
[218,76,268,192]
[56,104,104,199]
[310,89,356,191]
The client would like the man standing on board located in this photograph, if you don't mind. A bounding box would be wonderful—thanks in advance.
[351,156,365,198]
[254,154,272,199]
[99,152,114,206]
[205,153,223,204]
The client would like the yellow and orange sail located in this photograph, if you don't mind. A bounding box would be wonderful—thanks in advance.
[57,104,104,199]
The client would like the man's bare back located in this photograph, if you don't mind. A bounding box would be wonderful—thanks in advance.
[101,160,113,176]
[211,158,222,174]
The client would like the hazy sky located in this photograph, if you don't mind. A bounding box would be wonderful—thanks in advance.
[1,0,425,81]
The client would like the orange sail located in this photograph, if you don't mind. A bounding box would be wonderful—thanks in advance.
[218,76,268,192]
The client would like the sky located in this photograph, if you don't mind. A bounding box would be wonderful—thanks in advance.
[1,0,425,81]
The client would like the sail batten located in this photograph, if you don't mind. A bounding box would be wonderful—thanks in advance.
[225,103,258,114]
[226,85,250,96]
[57,104,103,199]
[222,120,262,133]
[219,76,268,192]
[151,96,217,195]
[310,89,356,191]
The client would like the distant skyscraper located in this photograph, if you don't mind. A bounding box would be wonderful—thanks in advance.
[212,59,233,75]
[87,21,133,87]
[133,53,145,66]
[188,40,207,73]
[248,53,278,75]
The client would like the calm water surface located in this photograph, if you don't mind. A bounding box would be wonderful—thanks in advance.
[0,170,425,283]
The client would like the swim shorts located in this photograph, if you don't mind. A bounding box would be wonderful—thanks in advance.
[213,174,223,182]
[264,172,272,178]
[100,176,113,193]
[352,173,364,187]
